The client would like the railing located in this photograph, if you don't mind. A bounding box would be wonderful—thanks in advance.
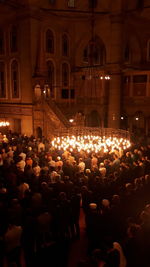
[53,126,130,140]
[44,97,70,128]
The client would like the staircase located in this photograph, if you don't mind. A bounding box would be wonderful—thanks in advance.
[44,97,71,128]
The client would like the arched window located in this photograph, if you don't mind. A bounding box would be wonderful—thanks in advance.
[10,26,17,53]
[62,63,69,87]
[0,62,6,98]
[62,34,69,57]
[46,29,54,53]
[0,29,4,55]
[83,40,104,65]
[147,40,150,61]
[47,60,54,96]
[93,43,101,64]
[11,60,19,98]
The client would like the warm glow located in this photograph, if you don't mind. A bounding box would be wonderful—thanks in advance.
[0,121,10,127]
[51,135,131,154]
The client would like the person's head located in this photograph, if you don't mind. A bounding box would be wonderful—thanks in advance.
[89,203,97,212]
[127,223,141,238]
[91,249,105,265]
[59,191,67,201]
[111,194,120,205]
[102,199,110,209]
[99,162,104,167]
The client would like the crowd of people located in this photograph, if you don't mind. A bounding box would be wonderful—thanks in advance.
[0,131,150,266]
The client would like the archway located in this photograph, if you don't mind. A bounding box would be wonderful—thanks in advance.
[36,127,42,139]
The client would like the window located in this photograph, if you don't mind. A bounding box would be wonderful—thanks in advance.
[46,29,54,53]
[83,40,104,65]
[70,89,75,99]
[47,60,54,96]
[10,26,17,53]
[0,29,4,55]
[62,63,69,86]
[147,40,150,61]
[0,62,6,98]
[61,89,69,99]
[62,34,69,56]
[11,60,19,98]
[68,0,75,7]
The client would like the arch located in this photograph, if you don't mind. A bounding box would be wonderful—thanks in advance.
[75,32,106,63]
[11,59,19,98]
[86,110,101,127]
[0,61,6,98]
[62,33,69,57]
[82,35,106,65]
[45,29,54,53]
[10,25,18,53]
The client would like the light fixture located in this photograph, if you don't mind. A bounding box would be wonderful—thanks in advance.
[121,116,124,120]
[135,117,139,121]
[84,74,111,80]
[69,119,74,123]
[0,121,10,127]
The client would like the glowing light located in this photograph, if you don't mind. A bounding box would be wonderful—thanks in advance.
[69,119,74,123]
[51,135,131,154]
[0,121,10,127]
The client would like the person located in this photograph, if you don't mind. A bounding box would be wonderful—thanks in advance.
[4,221,22,267]
[99,162,106,178]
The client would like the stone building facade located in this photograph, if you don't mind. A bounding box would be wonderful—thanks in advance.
[0,0,150,138]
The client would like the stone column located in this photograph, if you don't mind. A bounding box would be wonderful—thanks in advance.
[108,1,123,129]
